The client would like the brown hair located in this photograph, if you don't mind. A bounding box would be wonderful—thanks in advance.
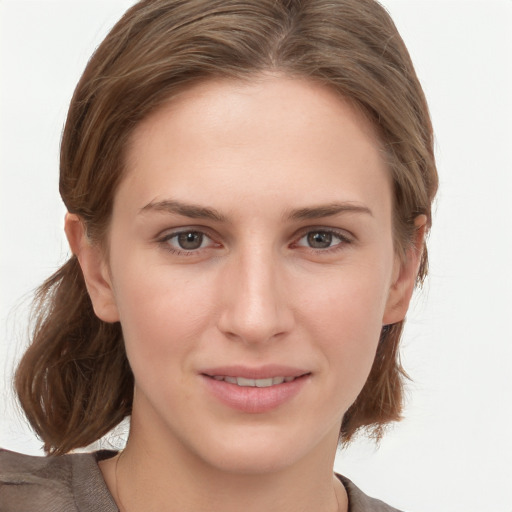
[15,0,438,454]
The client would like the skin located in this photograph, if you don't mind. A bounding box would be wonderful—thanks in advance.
[66,75,425,512]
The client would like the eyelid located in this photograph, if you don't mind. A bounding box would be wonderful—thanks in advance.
[291,226,354,251]
[155,226,221,254]
[293,226,354,241]
[155,224,217,240]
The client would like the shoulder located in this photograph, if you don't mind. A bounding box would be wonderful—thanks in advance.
[337,474,404,512]
[0,448,118,512]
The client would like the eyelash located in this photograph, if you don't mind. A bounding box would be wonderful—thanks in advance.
[156,227,353,256]
[293,228,353,253]
[157,229,218,256]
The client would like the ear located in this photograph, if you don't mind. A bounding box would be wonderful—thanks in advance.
[64,213,120,323]
[383,215,427,325]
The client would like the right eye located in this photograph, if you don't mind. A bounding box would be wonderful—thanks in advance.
[159,229,216,254]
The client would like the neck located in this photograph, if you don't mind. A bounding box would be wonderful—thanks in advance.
[100,397,348,512]
[114,452,345,512]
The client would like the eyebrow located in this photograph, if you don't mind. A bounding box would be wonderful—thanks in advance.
[140,199,372,222]
[140,199,226,222]
[286,203,373,221]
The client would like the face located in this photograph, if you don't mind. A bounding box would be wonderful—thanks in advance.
[75,75,418,475]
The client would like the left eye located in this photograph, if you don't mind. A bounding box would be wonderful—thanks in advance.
[164,231,212,251]
[296,230,346,249]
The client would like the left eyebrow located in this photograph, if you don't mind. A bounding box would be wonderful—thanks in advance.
[286,202,373,221]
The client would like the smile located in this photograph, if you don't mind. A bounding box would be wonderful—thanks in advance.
[202,371,310,413]
[210,376,297,387]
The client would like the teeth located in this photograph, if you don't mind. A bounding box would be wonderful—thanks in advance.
[236,377,256,387]
[213,376,296,387]
[255,378,274,387]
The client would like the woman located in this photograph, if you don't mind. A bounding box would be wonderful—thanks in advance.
[0,0,437,510]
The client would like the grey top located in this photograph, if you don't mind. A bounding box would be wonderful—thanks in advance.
[0,449,402,511]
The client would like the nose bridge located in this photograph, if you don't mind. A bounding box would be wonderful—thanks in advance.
[218,240,292,344]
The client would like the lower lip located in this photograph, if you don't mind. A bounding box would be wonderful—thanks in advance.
[201,375,309,413]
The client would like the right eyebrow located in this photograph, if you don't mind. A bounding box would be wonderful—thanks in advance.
[139,199,226,222]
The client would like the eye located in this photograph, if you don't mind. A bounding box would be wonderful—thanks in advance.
[175,231,206,250]
[159,230,215,253]
[295,229,350,250]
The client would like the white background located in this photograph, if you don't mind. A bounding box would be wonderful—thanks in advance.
[1,1,511,511]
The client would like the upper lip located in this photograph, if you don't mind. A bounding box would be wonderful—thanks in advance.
[200,365,310,379]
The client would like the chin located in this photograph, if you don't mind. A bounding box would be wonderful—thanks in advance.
[203,443,302,475]
[186,422,336,476]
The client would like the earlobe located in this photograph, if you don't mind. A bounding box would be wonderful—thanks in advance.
[383,215,427,325]
[64,213,120,323]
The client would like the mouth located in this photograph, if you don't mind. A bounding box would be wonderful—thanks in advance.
[206,375,304,387]
[201,370,311,413]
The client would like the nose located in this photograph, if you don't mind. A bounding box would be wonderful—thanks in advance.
[217,245,294,345]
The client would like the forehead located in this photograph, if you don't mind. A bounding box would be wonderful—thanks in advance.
[118,75,391,217]
[128,75,382,160]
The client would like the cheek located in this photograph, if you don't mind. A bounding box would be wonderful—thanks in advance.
[298,264,390,389]
[300,260,390,335]
[110,256,216,368]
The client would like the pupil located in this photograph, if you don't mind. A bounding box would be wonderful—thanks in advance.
[178,232,203,250]
[307,231,332,248]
